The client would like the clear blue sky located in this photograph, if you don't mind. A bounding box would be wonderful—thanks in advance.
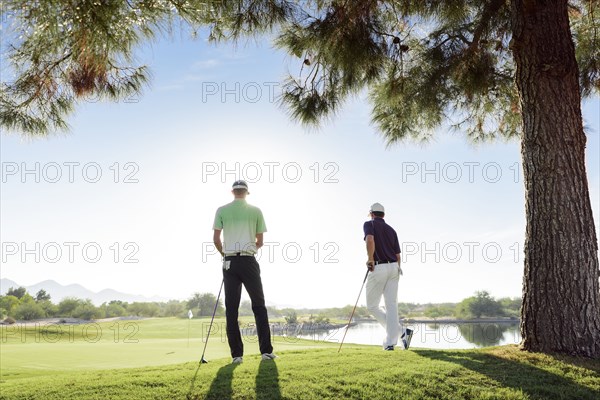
[1,34,599,308]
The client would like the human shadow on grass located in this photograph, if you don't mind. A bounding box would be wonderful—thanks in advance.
[414,349,600,400]
[256,360,281,400]
[187,362,239,400]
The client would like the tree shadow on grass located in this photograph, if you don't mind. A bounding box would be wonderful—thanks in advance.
[256,360,281,400]
[414,348,600,400]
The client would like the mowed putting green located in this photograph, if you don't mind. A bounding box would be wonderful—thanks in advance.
[0,317,340,380]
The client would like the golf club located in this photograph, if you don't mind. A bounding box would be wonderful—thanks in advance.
[338,269,370,353]
[199,279,224,364]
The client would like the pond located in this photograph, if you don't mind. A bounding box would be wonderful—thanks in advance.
[294,321,521,349]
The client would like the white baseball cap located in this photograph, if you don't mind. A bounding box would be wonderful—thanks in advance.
[232,180,250,194]
[370,203,385,213]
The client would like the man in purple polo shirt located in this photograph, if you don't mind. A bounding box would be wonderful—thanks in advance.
[364,202,406,350]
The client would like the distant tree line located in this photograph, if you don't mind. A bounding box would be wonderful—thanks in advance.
[1,287,519,322]
[265,291,520,323]
[412,291,521,320]
[0,287,226,322]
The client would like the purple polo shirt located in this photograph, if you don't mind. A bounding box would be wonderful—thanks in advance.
[363,217,401,262]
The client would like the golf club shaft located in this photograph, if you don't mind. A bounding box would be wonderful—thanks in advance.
[199,278,224,363]
[338,269,369,353]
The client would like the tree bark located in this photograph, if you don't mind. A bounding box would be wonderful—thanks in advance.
[511,0,600,357]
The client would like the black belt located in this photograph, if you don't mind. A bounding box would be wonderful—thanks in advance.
[374,260,396,265]
[224,252,254,260]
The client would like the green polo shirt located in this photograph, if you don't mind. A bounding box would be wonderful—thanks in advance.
[213,199,267,255]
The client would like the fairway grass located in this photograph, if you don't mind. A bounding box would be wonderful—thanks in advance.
[0,346,598,399]
[1,319,599,399]
[0,318,339,379]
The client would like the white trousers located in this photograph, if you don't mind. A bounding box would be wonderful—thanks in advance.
[366,263,400,348]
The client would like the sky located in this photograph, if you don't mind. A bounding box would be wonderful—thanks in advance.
[1,33,599,309]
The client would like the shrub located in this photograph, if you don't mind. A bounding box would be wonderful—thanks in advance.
[13,302,45,320]
[285,311,298,324]
[58,298,83,317]
[71,301,101,320]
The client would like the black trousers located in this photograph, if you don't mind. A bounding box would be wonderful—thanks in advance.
[223,256,273,358]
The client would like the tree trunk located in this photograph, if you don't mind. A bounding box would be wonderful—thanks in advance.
[511,0,600,358]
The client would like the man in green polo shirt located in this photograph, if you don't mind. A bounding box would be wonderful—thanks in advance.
[213,180,276,364]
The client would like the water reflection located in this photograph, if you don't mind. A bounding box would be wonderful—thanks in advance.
[295,322,521,349]
[459,323,514,347]
[423,323,517,347]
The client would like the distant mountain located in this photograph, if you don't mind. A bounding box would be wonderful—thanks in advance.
[0,278,167,305]
[0,278,19,293]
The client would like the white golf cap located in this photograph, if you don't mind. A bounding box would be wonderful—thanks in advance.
[232,180,250,194]
[370,203,385,213]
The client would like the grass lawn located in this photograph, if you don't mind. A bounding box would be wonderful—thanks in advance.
[1,318,599,399]
[0,317,338,379]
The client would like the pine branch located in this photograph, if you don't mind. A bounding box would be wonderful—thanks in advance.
[467,0,505,54]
